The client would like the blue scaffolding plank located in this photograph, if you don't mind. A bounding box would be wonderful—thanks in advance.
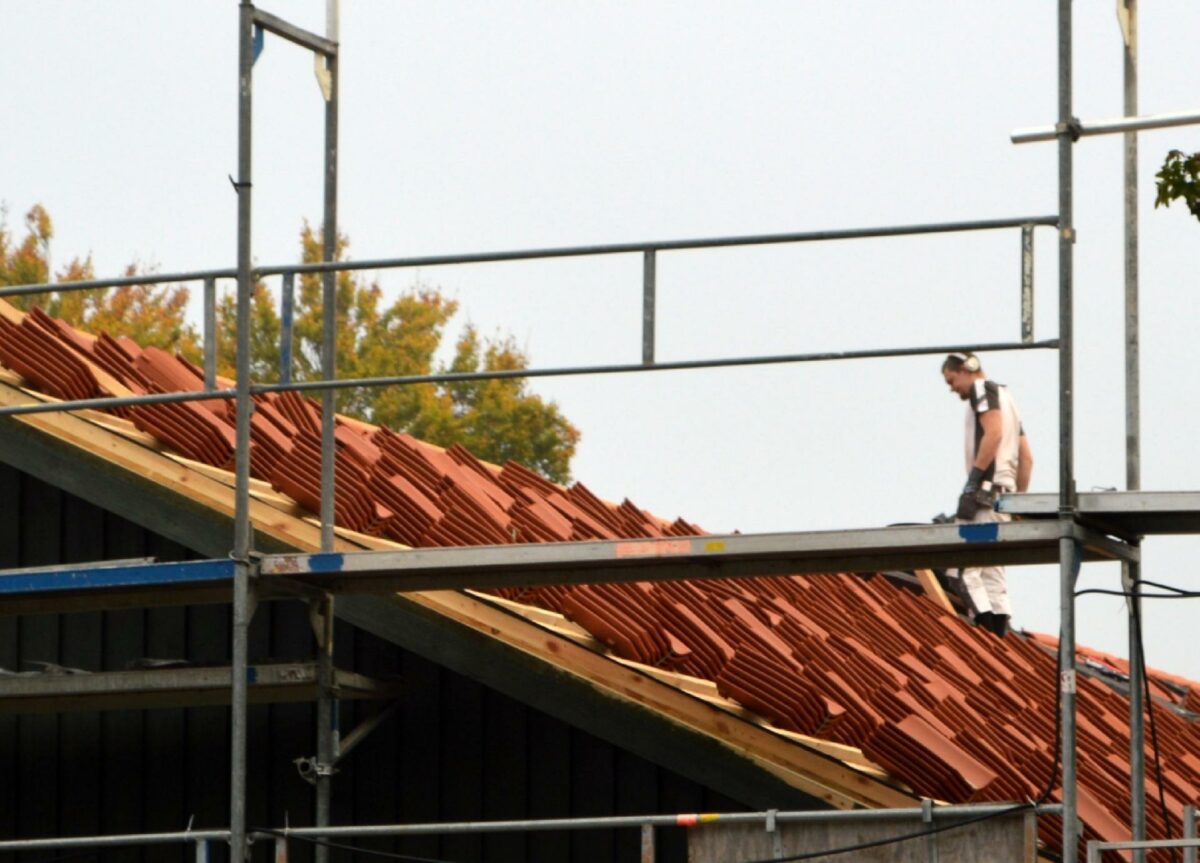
[0,559,237,614]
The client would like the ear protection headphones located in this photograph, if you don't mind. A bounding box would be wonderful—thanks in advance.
[947,352,981,372]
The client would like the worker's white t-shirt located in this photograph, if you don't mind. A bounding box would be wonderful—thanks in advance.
[963,378,1024,491]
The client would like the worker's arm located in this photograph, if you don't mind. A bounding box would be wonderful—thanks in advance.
[972,409,1003,476]
[1016,431,1033,492]
[956,408,1004,519]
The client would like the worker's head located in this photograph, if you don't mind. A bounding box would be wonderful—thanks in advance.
[941,352,982,400]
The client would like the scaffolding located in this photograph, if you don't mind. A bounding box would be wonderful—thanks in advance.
[0,1,1198,861]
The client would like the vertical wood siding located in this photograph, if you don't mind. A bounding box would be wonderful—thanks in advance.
[0,466,746,863]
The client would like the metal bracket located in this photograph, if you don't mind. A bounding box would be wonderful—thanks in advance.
[922,798,940,863]
[327,700,401,769]
[1071,522,1140,564]
[309,595,335,653]
[1116,0,1134,49]
[765,809,783,859]
[1056,117,1084,142]
[293,756,339,786]
[314,55,333,102]
[234,554,263,619]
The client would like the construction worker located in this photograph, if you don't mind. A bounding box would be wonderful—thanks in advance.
[942,352,1033,637]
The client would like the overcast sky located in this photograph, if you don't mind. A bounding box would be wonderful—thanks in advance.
[4,2,1200,676]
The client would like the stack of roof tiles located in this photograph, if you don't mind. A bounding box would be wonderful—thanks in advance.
[4,303,1200,860]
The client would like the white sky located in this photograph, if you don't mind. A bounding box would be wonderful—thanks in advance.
[4,2,1200,677]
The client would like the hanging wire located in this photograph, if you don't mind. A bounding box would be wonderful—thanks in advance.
[738,633,1065,863]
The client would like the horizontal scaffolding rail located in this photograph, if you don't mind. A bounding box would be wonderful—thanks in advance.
[1012,108,1200,143]
[0,339,1059,418]
[1087,837,1200,863]
[0,831,231,854]
[0,802,1064,854]
[252,7,337,55]
[0,522,1134,615]
[998,490,1200,535]
[0,661,400,714]
[0,216,1059,299]
[264,803,1064,839]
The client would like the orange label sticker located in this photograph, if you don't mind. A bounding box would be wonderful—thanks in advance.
[614,539,692,558]
[675,814,720,827]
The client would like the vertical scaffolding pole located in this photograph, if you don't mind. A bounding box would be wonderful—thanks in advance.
[640,825,655,863]
[1185,805,1197,863]
[204,277,217,390]
[1021,224,1035,343]
[642,250,656,365]
[319,10,339,557]
[1057,0,1079,859]
[231,2,256,861]
[280,271,295,384]
[1120,3,1145,857]
[315,595,335,863]
[315,6,340,863]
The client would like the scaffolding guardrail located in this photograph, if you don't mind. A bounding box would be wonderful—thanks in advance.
[0,802,1065,863]
[6,1,1200,861]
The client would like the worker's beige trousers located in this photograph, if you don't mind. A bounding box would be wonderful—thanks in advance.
[953,506,1013,617]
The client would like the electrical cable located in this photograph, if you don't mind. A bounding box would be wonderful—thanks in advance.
[1132,594,1180,863]
[1137,579,1200,597]
[738,632,1066,863]
[1076,574,1194,860]
[739,802,1034,863]
[1074,579,1200,600]
[1074,589,1194,599]
[254,828,462,863]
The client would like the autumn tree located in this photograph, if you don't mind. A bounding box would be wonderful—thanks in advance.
[215,224,580,482]
[4,203,580,481]
[1,204,201,358]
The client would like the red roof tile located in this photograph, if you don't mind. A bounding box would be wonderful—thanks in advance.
[5,302,1200,861]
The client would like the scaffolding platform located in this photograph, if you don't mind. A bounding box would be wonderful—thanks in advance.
[998,491,1200,536]
[0,661,401,714]
[0,521,1134,615]
[262,521,1135,592]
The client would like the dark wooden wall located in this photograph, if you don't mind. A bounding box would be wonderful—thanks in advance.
[0,465,747,863]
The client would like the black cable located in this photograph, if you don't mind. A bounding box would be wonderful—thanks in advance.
[739,802,1035,863]
[1076,575,1194,859]
[255,829,461,863]
[1075,578,1200,600]
[1138,579,1200,597]
[1074,588,1192,599]
[1132,596,1179,863]
[738,631,1066,863]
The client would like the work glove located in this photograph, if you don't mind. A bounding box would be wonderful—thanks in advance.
[955,467,993,520]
